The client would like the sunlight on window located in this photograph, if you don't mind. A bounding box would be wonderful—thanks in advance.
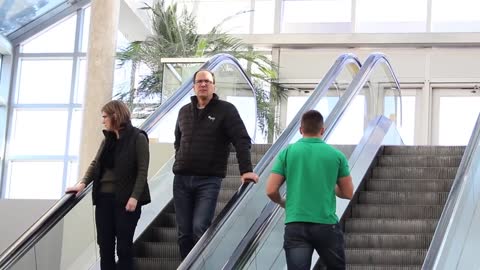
[439,97,480,145]
[21,15,76,53]
[7,161,64,199]
[432,0,480,32]
[283,0,351,23]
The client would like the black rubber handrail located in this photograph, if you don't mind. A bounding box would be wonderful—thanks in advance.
[223,52,403,269]
[0,53,256,270]
[178,53,362,270]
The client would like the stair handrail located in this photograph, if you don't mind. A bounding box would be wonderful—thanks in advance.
[178,53,362,270]
[422,113,480,269]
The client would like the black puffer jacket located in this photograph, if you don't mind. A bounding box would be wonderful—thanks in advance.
[173,94,252,178]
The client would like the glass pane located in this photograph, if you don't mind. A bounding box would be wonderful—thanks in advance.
[21,15,76,53]
[355,0,427,33]
[68,109,83,155]
[17,59,73,104]
[438,97,480,145]
[75,59,87,104]
[10,110,68,155]
[8,195,98,270]
[81,6,91,52]
[66,160,79,188]
[432,0,480,32]
[253,0,274,34]
[0,0,68,36]
[194,0,251,34]
[286,96,309,125]
[385,94,416,145]
[6,161,64,199]
[326,94,366,144]
[282,0,351,33]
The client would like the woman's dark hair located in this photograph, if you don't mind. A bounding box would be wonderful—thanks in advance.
[101,100,131,130]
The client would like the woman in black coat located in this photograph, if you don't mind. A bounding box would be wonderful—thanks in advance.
[67,100,150,270]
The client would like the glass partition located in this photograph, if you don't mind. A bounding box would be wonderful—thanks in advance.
[240,117,402,269]
[1,54,257,270]
[181,53,362,270]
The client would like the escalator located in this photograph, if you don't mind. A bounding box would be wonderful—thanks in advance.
[0,53,260,270]
[0,52,362,270]
[221,54,479,270]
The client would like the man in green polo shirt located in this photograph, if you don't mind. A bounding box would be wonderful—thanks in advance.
[266,110,353,270]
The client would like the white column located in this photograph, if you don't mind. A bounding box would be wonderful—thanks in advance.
[78,0,120,175]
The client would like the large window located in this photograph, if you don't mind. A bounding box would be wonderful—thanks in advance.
[3,7,89,199]
[431,0,480,32]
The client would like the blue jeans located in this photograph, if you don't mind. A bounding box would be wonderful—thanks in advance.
[173,175,222,259]
[284,222,346,270]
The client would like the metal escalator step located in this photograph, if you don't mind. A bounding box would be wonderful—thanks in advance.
[250,144,272,154]
[372,167,458,179]
[345,219,438,234]
[352,205,444,219]
[347,265,421,270]
[222,177,242,189]
[345,233,433,249]
[346,248,427,265]
[358,191,448,205]
[149,227,177,242]
[228,152,264,164]
[154,213,176,227]
[382,145,465,156]
[135,242,180,258]
[134,258,181,270]
[366,179,453,192]
[378,155,462,167]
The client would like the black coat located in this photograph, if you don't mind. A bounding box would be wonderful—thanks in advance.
[173,94,252,178]
[83,123,151,206]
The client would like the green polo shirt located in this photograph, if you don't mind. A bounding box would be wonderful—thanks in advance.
[271,137,350,224]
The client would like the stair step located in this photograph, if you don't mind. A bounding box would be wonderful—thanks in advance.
[383,145,465,156]
[228,152,264,164]
[366,179,453,192]
[134,258,181,270]
[218,188,238,203]
[346,265,421,270]
[378,155,462,167]
[149,227,177,242]
[372,167,457,179]
[358,191,448,205]
[135,242,180,258]
[346,248,427,265]
[154,213,176,227]
[352,205,444,219]
[345,219,438,234]
[222,177,242,189]
[345,233,433,249]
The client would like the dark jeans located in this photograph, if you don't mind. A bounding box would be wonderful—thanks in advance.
[284,222,346,270]
[173,175,222,259]
[95,193,141,270]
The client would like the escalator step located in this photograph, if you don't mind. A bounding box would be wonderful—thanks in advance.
[134,258,181,270]
[135,242,180,258]
[154,213,176,227]
[366,179,453,192]
[382,145,465,156]
[149,227,177,242]
[378,155,462,167]
[358,191,448,205]
[352,205,443,219]
[345,233,433,249]
[345,218,437,234]
[372,167,458,179]
[346,248,427,265]
[347,265,421,270]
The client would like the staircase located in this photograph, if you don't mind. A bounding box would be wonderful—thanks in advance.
[133,144,271,270]
[344,145,465,269]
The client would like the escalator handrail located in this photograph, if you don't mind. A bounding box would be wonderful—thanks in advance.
[178,53,362,270]
[0,186,92,270]
[0,53,255,270]
[139,53,257,136]
[422,114,480,269]
[223,52,403,269]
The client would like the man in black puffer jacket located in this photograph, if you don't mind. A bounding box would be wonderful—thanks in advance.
[173,69,259,259]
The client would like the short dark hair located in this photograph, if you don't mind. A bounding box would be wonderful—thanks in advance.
[101,100,131,130]
[193,69,215,84]
[301,110,324,135]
